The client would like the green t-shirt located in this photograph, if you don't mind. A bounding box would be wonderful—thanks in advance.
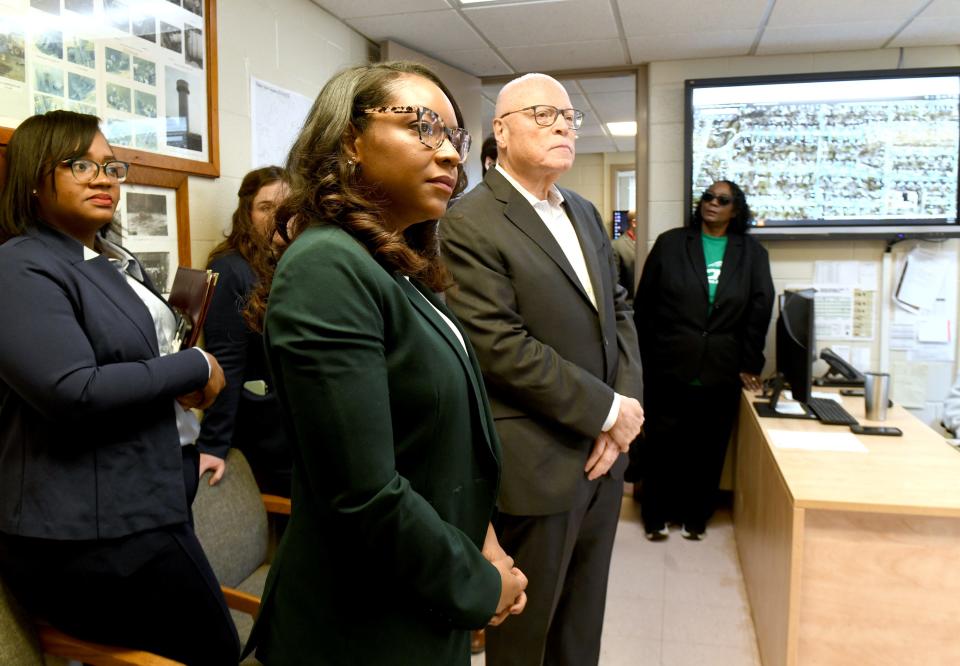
[702,232,728,306]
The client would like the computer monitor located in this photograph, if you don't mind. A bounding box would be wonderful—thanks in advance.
[611,210,629,239]
[755,288,817,418]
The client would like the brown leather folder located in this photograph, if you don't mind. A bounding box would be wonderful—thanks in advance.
[168,267,218,349]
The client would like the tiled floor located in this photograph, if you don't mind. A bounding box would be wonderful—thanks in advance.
[473,496,761,666]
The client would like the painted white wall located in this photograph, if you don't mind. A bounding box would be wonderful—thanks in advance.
[647,46,960,424]
[557,151,636,230]
[188,0,372,265]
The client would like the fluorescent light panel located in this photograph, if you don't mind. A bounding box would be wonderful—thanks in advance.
[607,121,637,136]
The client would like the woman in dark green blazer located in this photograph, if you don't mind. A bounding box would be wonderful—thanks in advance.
[243,62,527,665]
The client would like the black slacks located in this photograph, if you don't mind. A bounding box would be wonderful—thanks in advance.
[639,380,741,532]
[486,473,623,666]
[0,446,240,666]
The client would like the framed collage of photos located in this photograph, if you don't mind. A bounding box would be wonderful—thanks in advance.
[0,0,219,177]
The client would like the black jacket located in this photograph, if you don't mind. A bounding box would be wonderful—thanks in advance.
[0,224,209,540]
[634,225,774,387]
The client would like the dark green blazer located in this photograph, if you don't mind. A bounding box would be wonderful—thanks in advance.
[248,225,502,665]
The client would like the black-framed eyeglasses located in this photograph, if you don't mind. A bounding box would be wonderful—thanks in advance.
[363,105,471,161]
[701,191,732,206]
[498,105,584,130]
[61,158,130,184]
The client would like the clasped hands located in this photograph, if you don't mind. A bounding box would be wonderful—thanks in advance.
[175,350,226,410]
[585,396,644,481]
[482,524,527,626]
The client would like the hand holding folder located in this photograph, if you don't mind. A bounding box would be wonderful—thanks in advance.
[168,267,219,350]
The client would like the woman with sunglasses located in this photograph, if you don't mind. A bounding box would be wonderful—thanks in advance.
[633,179,774,541]
[242,62,527,665]
[0,111,239,664]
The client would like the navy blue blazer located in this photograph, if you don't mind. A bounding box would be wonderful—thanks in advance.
[0,223,210,540]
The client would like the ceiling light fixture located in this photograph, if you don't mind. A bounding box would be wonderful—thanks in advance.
[606,121,637,136]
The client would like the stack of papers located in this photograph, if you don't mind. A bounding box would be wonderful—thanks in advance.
[767,429,867,453]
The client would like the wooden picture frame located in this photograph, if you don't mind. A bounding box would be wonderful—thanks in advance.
[0,0,219,177]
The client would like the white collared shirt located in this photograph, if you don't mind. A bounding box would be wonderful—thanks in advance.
[495,165,621,432]
[495,165,597,310]
[84,239,202,445]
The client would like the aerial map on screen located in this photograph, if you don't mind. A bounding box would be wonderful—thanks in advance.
[689,76,960,226]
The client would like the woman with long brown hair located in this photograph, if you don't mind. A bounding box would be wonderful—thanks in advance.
[243,62,527,665]
[196,166,292,494]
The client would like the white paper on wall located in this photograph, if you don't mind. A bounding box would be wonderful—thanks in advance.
[250,77,313,170]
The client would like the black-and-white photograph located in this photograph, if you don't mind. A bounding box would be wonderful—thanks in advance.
[66,37,95,69]
[68,71,95,104]
[133,15,156,43]
[105,47,129,75]
[133,56,155,86]
[34,94,64,113]
[34,30,62,59]
[160,22,182,54]
[105,118,132,146]
[106,82,131,112]
[30,0,59,15]
[34,64,63,96]
[104,0,129,32]
[135,90,156,118]
[136,252,171,292]
[64,0,93,14]
[135,129,158,150]
[184,26,202,69]
[69,101,97,115]
[165,65,203,152]
[183,0,202,18]
[126,192,169,236]
[0,30,26,83]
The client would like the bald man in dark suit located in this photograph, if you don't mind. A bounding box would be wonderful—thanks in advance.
[440,73,644,666]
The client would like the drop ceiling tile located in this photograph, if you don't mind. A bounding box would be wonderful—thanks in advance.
[767,0,923,25]
[464,0,618,48]
[890,16,960,47]
[587,91,635,123]
[628,31,753,63]
[916,0,960,18]
[346,10,486,52]
[578,75,635,94]
[618,0,768,35]
[574,135,617,154]
[311,0,452,21]
[756,22,900,54]
[499,39,628,73]
[432,48,514,77]
[613,137,636,152]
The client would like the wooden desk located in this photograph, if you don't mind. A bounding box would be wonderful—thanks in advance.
[734,391,960,666]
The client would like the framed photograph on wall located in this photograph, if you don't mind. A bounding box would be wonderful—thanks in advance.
[117,166,192,293]
[0,0,219,177]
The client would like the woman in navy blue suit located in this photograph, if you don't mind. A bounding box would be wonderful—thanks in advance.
[0,111,239,665]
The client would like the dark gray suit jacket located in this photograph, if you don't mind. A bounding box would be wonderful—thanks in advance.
[441,168,643,516]
[0,223,210,540]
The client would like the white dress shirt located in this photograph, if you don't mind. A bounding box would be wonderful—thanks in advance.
[85,239,204,445]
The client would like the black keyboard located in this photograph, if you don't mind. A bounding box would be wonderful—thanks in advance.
[806,397,859,425]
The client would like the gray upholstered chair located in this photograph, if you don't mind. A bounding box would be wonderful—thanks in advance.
[192,448,290,661]
[0,569,181,665]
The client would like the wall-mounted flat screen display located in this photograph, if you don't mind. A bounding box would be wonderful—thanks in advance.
[684,68,960,240]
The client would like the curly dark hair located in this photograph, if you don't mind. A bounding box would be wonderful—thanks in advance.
[690,180,752,235]
[208,166,287,283]
[245,61,467,331]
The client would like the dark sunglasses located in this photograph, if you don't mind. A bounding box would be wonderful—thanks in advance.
[701,191,732,206]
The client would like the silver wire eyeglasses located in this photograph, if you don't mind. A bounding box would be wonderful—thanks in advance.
[363,105,472,161]
[61,158,130,183]
[498,105,584,130]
